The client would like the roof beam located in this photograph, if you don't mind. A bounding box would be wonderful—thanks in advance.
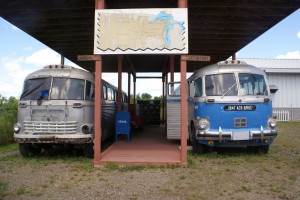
[124,56,136,78]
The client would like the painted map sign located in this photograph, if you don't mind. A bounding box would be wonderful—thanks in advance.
[94,8,188,55]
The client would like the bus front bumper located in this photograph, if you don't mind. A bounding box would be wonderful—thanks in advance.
[196,127,277,141]
[14,133,93,144]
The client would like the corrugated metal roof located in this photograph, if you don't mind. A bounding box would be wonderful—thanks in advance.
[239,58,300,73]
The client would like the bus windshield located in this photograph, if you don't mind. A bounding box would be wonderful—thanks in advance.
[238,73,267,95]
[205,73,237,96]
[51,78,85,100]
[20,78,51,100]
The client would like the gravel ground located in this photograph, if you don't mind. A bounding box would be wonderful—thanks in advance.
[1,123,300,200]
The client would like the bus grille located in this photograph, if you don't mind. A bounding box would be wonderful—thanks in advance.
[23,121,78,134]
[234,118,247,128]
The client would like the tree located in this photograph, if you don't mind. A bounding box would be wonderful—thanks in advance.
[141,93,152,100]
[154,95,163,100]
[0,95,18,145]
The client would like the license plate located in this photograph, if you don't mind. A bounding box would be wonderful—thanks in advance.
[224,105,256,111]
[233,131,250,140]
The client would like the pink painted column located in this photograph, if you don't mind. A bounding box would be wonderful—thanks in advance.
[180,58,187,164]
[93,0,105,165]
[170,55,174,82]
[117,55,123,112]
[162,76,165,125]
[178,0,188,164]
[128,72,131,104]
[133,77,136,104]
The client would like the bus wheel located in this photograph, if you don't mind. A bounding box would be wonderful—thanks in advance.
[83,144,94,158]
[19,144,41,157]
[256,145,269,154]
[190,125,207,154]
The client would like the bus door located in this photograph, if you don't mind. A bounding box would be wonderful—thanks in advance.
[166,82,189,140]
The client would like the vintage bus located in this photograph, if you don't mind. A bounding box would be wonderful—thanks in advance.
[13,65,127,157]
[167,60,277,154]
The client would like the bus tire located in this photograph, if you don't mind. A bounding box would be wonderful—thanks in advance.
[19,144,41,157]
[190,124,207,154]
[256,145,269,154]
[83,143,94,158]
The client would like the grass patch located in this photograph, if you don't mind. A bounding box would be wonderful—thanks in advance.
[104,162,119,170]
[277,122,300,127]
[187,154,196,168]
[288,175,297,181]
[240,185,251,192]
[0,180,8,198]
[0,143,18,153]
[121,165,144,172]
[70,160,94,173]
[16,185,29,195]
[269,185,282,193]
[62,183,70,190]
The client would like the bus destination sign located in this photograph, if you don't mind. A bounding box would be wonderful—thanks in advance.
[224,105,256,111]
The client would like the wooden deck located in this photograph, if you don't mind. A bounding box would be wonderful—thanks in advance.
[93,126,182,166]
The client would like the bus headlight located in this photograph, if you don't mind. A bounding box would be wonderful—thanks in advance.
[267,119,277,129]
[14,123,21,133]
[197,119,210,131]
[81,125,91,134]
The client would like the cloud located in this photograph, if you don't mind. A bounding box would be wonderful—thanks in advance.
[297,31,300,39]
[276,51,300,59]
[25,48,60,67]
[0,48,61,98]
[0,56,34,97]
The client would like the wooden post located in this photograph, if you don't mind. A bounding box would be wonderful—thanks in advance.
[128,72,131,104]
[178,0,188,165]
[162,76,165,125]
[180,58,187,164]
[170,55,174,82]
[117,55,123,112]
[133,77,136,104]
[93,0,105,165]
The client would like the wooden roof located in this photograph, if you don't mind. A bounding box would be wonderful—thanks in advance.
[1,0,299,74]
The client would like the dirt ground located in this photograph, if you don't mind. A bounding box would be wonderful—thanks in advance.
[1,123,300,200]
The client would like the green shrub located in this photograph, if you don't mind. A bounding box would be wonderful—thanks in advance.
[0,96,18,145]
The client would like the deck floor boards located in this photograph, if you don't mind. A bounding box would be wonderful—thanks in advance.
[95,126,182,166]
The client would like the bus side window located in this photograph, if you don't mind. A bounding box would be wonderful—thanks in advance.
[112,89,116,101]
[124,94,128,103]
[194,77,202,97]
[102,85,107,100]
[168,83,181,96]
[85,81,95,100]
[107,87,112,101]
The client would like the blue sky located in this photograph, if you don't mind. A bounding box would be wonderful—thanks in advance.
[0,9,300,98]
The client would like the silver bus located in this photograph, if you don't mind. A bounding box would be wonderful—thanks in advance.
[13,65,127,157]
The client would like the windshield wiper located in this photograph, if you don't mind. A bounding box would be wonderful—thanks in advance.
[257,89,267,97]
[221,82,237,98]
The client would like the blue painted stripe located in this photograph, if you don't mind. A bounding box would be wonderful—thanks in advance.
[166,99,193,103]
[166,99,181,102]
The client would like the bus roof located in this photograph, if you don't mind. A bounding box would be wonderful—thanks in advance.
[192,60,266,80]
[25,65,94,82]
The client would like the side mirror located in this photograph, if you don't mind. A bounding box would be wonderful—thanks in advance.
[269,85,278,94]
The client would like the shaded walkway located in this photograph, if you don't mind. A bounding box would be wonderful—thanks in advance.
[95,126,182,166]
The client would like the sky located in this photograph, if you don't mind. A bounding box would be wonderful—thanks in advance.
[0,8,300,98]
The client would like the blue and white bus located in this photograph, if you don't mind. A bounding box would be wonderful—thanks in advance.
[167,60,278,153]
